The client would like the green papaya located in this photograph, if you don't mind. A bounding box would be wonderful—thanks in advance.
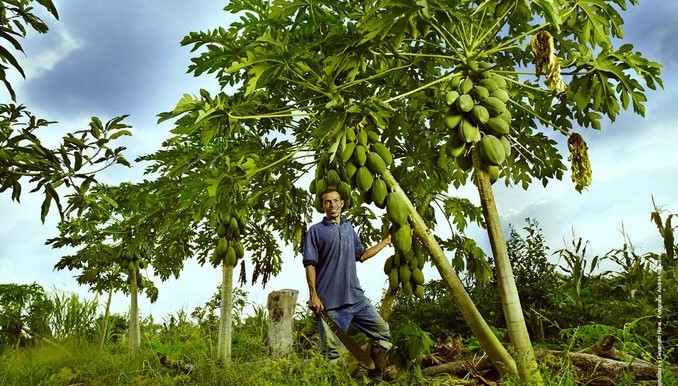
[358,129,368,146]
[226,246,237,266]
[470,105,490,125]
[459,77,474,94]
[384,255,394,275]
[315,178,327,196]
[414,284,424,298]
[499,135,511,157]
[371,142,393,166]
[338,181,352,202]
[488,164,500,184]
[478,78,499,92]
[482,96,507,116]
[340,142,355,163]
[479,135,506,166]
[444,113,463,130]
[366,152,387,174]
[459,118,481,143]
[356,166,374,192]
[393,224,412,253]
[402,280,413,295]
[412,268,425,285]
[470,85,489,101]
[217,222,227,238]
[366,130,380,144]
[229,217,239,235]
[386,193,409,226]
[388,268,399,290]
[445,90,460,106]
[353,145,367,166]
[233,240,245,260]
[344,162,358,179]
[399,265,411,283]
[490,88,510,103]
[485,116,510,136]
[455,94,474,113]
[371,178,388,208]
[327,169,340,186]
[217,237,229,257]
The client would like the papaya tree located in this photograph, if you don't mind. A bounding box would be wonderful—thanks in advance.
[173,0,661,382]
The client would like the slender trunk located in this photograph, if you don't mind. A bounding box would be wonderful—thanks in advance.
[471,148,543,384]
[129,268,141,358]
[98,287,113,351]
[382,170,518,377]
[217,263,234,363]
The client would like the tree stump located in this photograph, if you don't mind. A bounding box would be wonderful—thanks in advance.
[267,289,299,359]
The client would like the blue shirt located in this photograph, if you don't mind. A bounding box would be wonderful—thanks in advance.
[302,217,366,310]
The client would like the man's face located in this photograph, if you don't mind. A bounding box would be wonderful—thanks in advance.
[321,191,344,221]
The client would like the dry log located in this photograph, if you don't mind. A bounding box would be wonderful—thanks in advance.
[422,355,495,377]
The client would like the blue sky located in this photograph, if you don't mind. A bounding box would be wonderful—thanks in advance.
[1,1,677,320]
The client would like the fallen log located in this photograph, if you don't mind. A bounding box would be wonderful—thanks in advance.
[421,346,676,385]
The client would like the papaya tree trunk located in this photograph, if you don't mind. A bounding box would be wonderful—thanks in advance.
[217,263,234,363]
[98,287,113,351]
[471,148,543,384]
[382,170,518,377]
[129,269,141,358]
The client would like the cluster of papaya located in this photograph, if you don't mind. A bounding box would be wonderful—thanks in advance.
[308,125,393,211]
[444,60,513,183]
[210,209,246,267]
[119,248,146,272]
[384,195,427,298]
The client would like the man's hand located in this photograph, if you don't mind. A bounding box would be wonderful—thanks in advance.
[307,294,324,315]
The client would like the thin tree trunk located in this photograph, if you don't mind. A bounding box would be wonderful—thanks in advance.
[129,268,140,358]
[471,148,542,384]
[379,291,396,321]
[382,170,518,378]
[98,287,113,351]
[217,263,234,363]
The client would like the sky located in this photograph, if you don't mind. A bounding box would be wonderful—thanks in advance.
[1,1,677,322]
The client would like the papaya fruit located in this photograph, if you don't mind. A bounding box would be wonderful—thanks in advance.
[412,268,425,285]
[488,165,500,184]
[338,181,352,202]
[399,265,411,283]
[499,135,511,157]
[470,85,489,101]
[388,268,399,290]
[455,94,474,113]
[327,169,340,186]
[470,105,490,125]
[371,142,393,166]
[356,166,374,192]
[217,237,229,257]
[478,78,499,92]
[233,240,245,260]
[479,135,506,166]
[490,88,510,103]
[371,178,388,208]
[353,145,367,166]
[358,129,368,146]
[226,246,237,266]
[384,255,394,275]
[485,116,510,136]
[456,153,473,171]
[459,77,474,94]
[444,113,463,129]
[366,129,380,144]
[386,193,409,226]
[366,152,387,174]
[482,96,507,116]
[393,224,412,253]
[459,118,481,143]
[445,90,460,106]
[340,142,355,163]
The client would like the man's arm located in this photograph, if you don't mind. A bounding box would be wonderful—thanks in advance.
[305,264,324,314]
[358,233,391,263]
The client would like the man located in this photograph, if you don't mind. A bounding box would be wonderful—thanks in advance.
[303,188,393,371]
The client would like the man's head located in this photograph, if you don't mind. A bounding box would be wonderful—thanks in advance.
[321,189,344,223]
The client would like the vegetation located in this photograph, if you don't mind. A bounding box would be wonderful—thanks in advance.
[1,215,676,385]
[2,0,675,384]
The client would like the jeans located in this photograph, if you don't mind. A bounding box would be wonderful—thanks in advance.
[317,298,392,360]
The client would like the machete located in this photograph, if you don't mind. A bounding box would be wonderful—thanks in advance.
[319,311,375,369]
